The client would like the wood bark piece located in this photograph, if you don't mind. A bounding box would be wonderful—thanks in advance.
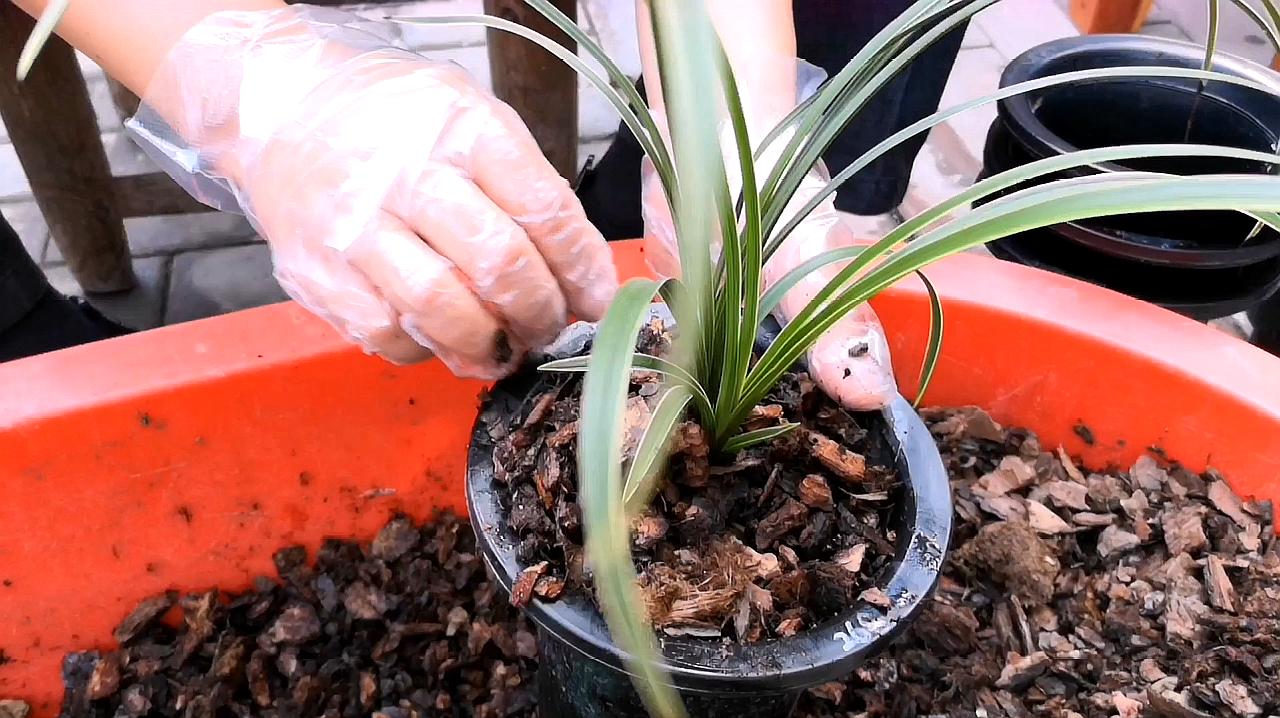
[1162,507,1208,556]
[0,3,133,292]
[1204,555,1237,613]
[799,475,834,510]
[1097,525,1140,557]
[1207,480,1251,527]
[1026,499,1072,535]
[995,651,1050,690]
[483,0,578,178]
[804,429,867,482]
[977,456,1037,496]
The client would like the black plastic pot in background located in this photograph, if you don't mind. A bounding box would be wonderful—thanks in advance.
[466,314,952,718]
[979,34,1280,321]
[1249,290,1280,355]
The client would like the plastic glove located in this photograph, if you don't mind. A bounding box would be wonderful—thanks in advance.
[128,6,616,378]
[641,122,897,411]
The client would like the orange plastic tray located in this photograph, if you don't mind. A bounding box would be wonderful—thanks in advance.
[2,240,1277,714]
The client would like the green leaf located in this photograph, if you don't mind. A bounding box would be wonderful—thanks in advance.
[768,65,1280,260]
[16,0,70,81]
[577,277,686,718]
[748,174,1280,417]
[708,42,764,441]
[721,422,800,454]
[912,271,944,409]
[1227,0,1280,53]
[648,0,723,415]
[520,0,676,189]
[1205,0,1222,71]
[1259,0,1280,39]
[622,386,694,514]
[396,13,675,195]
[760,247,864,317]
[757,143,1280,382]
[763,0,1000,233]
[541,352,715,423]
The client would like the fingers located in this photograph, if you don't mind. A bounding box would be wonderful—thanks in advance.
[451,99,618,321]
[271,244,435,366]
[343,212,520,379]
[808,304,898,412]
[386,166,567,349]
[762,183,897,411]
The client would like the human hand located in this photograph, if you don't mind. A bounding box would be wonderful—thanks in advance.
[130,6,616,378]
[641,123,897,411]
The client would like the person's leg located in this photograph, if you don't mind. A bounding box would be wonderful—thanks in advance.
[794,0,967,216]
[0,213,131,363]
[0,214,51,336]
[577,1,966,237]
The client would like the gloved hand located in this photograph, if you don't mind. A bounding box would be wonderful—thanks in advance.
[642,122,898,411]
[128,6,616,378]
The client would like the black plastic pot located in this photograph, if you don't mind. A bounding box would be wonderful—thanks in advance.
[466,315,952,718]
[1249,289,1280,355]
[979,34,1280,319]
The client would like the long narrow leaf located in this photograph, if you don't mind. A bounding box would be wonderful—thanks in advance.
[764,0,1000,230]
[577,277,685,718]
[768,65,1280,260]
[396,14,675,195]
[734,174,1280,425]
[1260,0,1280,37]
[709,44,765,440]
[649,0,721,406]
[721,422,801,454]
[760,0,982,208]
[16,0,70,81]
[763,144,1280,356]
[542,352,715,423]
[1227,0,1280,52]
[520,0,676,186]
[622,386,694,513]
[1205,0,1222,71]
[913,271,944,409]
[761,247,864,316]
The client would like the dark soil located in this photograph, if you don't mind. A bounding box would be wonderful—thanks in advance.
[55,514,540,718]
[45,408,1278,718]
[794,407,1278,718]
[489,320,903,642]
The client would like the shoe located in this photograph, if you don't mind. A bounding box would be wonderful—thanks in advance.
[0,292,134,363]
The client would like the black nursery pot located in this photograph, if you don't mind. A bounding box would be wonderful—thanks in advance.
[980,34,1280,319]
[465,318,952,718]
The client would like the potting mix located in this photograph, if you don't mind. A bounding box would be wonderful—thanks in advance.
[9,405,1275,718]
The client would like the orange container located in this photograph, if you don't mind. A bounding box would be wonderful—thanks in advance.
[2,240,1277,715]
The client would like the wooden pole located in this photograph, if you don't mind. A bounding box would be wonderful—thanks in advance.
[1070,0,1155,34]
[482,0,579,179]
[0,3,133,293]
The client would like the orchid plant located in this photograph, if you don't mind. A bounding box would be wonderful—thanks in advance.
[397,1,1280,715]
[20,1,1278,716]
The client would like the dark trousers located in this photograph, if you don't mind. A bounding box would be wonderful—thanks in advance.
[0,215,131,361]
[577,0,969,240]
[0,213,48,334]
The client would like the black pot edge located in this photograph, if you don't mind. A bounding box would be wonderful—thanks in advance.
[978,122,1280,269]
[987,235,1280,320]
[995,34,1280,173]
[465,333,951,696]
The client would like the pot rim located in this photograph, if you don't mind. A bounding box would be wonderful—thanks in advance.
[997,34,1280,175]
[465,319,951,695]
[1052,219,1280,268]
[988,233,1280,319]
